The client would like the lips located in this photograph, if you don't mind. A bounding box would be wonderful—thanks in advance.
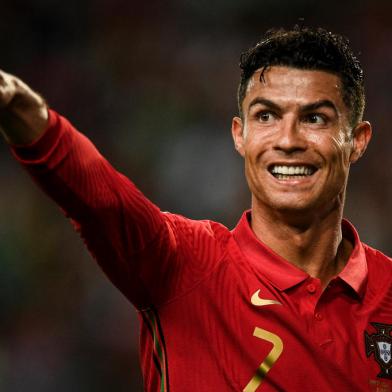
[268,164,318,180]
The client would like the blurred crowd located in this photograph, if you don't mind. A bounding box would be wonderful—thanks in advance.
[0,0,391,390]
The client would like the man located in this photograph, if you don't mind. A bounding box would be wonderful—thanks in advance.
[0,27,390,391]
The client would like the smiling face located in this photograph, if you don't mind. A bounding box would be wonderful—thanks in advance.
[232,66,371,220]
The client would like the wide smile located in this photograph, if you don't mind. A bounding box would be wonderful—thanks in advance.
[268,164,318,181]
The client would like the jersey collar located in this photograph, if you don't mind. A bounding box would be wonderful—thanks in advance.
[232,211,368,298]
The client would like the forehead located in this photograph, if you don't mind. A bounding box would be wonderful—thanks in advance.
[243,66,344,111]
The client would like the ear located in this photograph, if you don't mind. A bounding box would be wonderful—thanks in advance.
[349,121,372,163]
[231,116,245,157]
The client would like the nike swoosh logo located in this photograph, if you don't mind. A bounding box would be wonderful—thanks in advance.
[251,289,282,306]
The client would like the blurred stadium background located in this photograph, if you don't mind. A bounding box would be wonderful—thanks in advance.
[0,0,391,390]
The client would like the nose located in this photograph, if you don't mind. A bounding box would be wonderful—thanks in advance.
[273,117,307,154]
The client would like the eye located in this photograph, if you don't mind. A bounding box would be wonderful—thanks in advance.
[257,111,276,123]
[304,113,326,125]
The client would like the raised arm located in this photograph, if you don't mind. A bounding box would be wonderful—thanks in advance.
[0,69,170,307]
[0,70,48,145]
[0,70,225,310]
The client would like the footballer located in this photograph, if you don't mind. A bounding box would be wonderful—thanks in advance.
[1,27,391,391]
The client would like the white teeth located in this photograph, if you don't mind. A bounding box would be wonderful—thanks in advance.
[270,165,314,176]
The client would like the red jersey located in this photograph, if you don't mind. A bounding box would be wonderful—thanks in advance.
[12,110,392,392]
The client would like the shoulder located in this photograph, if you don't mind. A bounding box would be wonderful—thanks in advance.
[363,243,392,279]
[162,211,231,242]
[364,243,392,264]
[361,243,392,303]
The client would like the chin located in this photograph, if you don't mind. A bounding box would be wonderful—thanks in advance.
[271,202,315,214]
[265,193,343,221]
[268,192,314,207]
[259,194,321,216]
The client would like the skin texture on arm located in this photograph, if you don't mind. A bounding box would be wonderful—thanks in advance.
[0,70,49,145]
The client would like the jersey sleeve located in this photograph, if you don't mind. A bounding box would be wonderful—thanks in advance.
[11,110,228,309]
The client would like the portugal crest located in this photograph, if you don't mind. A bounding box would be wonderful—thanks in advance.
[365,322,392,380]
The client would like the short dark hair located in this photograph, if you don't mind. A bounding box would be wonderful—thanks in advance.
[238,27,365,127]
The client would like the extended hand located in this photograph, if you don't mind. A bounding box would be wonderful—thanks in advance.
[0,70,48,145]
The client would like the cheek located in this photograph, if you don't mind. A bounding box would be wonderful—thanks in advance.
[308,131,352,167]
[330,133,352,167]
[243,133,263,160]
[243,126,275,152]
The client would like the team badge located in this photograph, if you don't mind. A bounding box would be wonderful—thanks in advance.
[365,322,392,380]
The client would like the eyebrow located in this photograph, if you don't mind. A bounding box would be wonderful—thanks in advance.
[301,100,338,115]
[247,97,338,116]
[248,98,280,114]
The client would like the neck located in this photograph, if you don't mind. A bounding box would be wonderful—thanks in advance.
[251,200,352,287]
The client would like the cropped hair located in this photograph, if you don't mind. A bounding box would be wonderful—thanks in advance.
[238,27,365,127]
